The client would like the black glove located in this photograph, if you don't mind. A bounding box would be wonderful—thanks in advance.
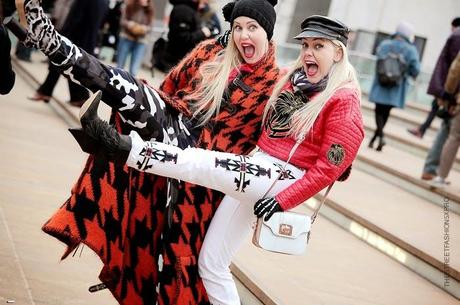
[254,197,282,221]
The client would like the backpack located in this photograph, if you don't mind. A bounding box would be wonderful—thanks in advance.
[376,50,407,87]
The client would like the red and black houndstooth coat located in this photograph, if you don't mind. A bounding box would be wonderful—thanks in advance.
[43,37,280,305]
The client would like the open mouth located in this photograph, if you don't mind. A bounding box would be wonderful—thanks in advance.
[241,43,255,59]
[305,61,318,77]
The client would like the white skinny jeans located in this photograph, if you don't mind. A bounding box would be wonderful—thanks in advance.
[126,132,305,305]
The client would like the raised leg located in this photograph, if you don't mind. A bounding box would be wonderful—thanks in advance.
[69,92,303,202]
[127,132,304,203]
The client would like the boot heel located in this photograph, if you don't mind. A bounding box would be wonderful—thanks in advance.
[68,128,99,154]
[79,90,102,125]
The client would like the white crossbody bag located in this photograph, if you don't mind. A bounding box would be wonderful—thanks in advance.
[252,137,333,255]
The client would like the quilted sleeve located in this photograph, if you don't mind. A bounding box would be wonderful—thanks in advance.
[275,91,364,210]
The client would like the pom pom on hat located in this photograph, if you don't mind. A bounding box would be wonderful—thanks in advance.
[222,0,277,40]
[222,1,235,22]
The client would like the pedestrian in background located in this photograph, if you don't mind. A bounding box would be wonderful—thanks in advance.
[431,51,460,186]
[99,0,124,62]
[368,21,420,151]
[28,0,109,106]
[153,0,213,72]
[408,17,460,139]
[116,0,154,76]
[198,0,221,35]
[419,17,460,180]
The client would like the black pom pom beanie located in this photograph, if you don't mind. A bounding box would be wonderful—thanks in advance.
[223,0,277,40]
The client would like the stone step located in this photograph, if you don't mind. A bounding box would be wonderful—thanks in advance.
[357,143,460,212]
[234,201,459,305]
[0,70,118,305]
[325,167,460,277]
[361,110,460,170]
[362,99,441,134]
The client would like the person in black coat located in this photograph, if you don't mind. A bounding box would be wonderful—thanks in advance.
[153,0,212,72]
[60,0,109,54]
[408,17,460,139]
[418,17,460,180]
[28,0,109,106]
[0,24,15,95]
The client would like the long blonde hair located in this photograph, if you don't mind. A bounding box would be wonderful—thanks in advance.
[263,40,360,139]
[188,33,243,125]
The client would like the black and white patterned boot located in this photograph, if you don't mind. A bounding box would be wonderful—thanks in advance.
[21,0,62,55]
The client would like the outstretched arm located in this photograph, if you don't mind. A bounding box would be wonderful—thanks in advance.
[17,0,167,138]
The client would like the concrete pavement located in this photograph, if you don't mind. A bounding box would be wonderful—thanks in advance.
[0,70,117,305]
[1,51,459,305]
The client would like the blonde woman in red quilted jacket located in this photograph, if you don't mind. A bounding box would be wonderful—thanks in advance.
[74,15,364,305]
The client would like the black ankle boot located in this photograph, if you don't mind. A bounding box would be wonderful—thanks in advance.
[85,119,132,164]
[68,90,103,155]
[68,128,100,154]
[70,91,132,164]
[70,120,132,164]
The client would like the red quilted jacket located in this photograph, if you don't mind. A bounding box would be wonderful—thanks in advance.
[257,86,364,210]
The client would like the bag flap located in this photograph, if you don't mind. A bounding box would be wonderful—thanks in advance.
[262,211,311,239]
